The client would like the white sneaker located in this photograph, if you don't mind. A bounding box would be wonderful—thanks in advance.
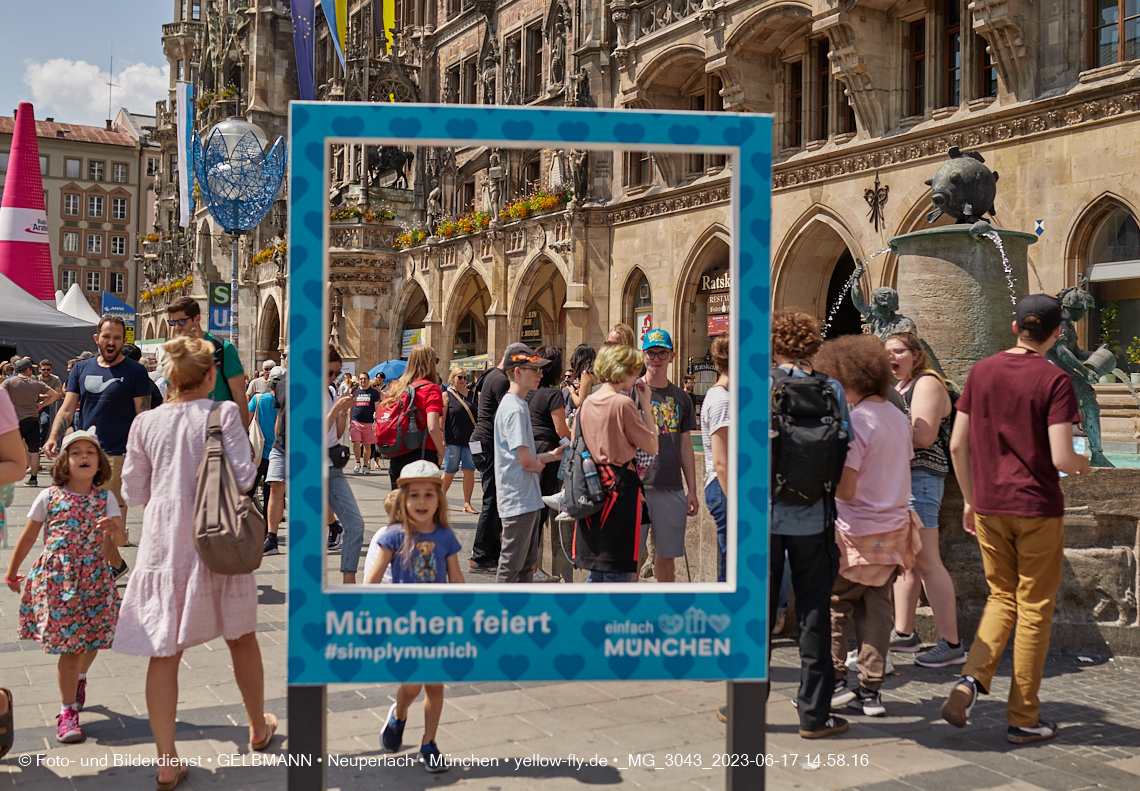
[353,464,362,474]
[542,493,565,510]
[555,510,575,522]
[846,649,895,675]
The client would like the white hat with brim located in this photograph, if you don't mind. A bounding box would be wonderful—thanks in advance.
[396,459,444,486]
[61,428,102,454]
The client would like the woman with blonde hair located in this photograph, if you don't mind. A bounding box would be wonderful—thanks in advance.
[572,344,658,582]
[441,366,478,513]
[114,336,272,790]
[380,345,446,488]
[884,331,964,668]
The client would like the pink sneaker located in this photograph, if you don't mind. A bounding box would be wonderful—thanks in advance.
[56,708,82,743]
[75,678,86,711]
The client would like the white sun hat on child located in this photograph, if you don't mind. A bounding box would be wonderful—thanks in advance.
[396,459,443,486]
[60,428,101,453]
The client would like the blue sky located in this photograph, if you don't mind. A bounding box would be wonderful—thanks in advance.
[0,0,170,127]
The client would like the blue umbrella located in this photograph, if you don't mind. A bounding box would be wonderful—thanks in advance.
[368,359,407,381]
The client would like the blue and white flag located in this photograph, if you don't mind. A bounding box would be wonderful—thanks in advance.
[175,82,194,228]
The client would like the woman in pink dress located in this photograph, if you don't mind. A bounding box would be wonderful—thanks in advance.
[113,337,274,791]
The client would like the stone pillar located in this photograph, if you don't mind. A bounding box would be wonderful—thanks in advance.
[485,227,510,361]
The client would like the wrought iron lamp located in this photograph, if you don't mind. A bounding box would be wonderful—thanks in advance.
[191,117,286,338]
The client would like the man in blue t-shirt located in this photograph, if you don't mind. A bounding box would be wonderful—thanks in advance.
[166,295,250,429]
[45,316,150,578]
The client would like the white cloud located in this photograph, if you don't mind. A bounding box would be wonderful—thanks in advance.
[22,58,169,127]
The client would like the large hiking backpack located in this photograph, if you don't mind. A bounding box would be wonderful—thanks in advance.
[770,368,849,506]
[375,382,427,458]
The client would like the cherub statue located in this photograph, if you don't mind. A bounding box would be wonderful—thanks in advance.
[1048,277,1113,467]
[850,259,917,339]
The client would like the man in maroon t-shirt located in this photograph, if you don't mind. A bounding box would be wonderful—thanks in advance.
[942,294,1089,745]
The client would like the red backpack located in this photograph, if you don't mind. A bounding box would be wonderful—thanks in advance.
[375,382,427,457]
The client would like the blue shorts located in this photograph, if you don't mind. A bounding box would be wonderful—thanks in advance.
[909,468,945,528]
[444,444,475,474]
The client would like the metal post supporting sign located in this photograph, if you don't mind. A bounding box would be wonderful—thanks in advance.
[286,102,773,790]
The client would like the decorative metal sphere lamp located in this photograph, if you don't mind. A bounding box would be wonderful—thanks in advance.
[191,117,286,339]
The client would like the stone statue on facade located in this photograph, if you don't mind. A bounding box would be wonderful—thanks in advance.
[503,39,520,104]
[481,55,497,105]
[850,259,917,339]
[549,19,567,87]
[569,67,592,107]
[1048,277,1114,467]
[427,186,443,234]
[569,149,589,200]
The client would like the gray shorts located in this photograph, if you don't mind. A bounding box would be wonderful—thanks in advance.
[642,486,688,559]
[266,446,285,483]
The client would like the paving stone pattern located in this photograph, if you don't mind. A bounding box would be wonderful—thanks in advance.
[1,469,1138,789]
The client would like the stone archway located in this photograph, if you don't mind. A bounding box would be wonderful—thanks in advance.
[772,210,861,323]
[394,279,430,359]
[509,257,568,356]
[675,229,731,387]
[442,267,492,369]
[258,296,281,365]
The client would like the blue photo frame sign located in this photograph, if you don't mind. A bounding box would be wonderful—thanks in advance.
[286,101,772,685]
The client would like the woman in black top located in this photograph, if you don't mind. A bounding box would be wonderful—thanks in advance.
[526,347,571,580]
[441,367,478,513]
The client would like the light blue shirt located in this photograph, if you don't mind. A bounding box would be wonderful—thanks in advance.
[248,392,277,460]
[770,367,850,536]
[493,393,544,519]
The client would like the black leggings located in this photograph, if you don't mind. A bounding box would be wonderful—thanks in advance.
[388,449,439,489]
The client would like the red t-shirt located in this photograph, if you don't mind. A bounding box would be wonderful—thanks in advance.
[411,379,444,452]
[956,351,1080,517]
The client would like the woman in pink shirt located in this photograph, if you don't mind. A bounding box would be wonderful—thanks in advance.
[814,335,919,719]
[0,388,28,757]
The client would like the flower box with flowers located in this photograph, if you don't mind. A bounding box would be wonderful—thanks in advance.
[330,205,397,224]
[498,187,572,224]
[393,226,428,250]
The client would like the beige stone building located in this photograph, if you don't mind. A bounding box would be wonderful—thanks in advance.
[0,115,151,314]
[137,0,1140,388]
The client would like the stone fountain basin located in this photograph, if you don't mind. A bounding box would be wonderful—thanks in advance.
[890,225,1037,384]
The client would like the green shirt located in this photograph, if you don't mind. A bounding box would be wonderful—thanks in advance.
[203,331,244,402]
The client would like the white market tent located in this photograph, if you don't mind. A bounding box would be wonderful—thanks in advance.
[56,283,102,323]
[0,271,96,366]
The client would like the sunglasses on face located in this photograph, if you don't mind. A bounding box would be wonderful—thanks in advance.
[328,370,338,378]
[167,318,191,327]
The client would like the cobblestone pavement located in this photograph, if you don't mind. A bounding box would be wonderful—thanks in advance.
[0,469,1138,790]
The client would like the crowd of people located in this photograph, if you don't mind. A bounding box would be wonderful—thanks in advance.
[766,295,1088,748]
[0,286,1091,772]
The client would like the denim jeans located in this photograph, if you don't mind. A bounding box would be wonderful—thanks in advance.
[704,478,728,583]
[586,570,632,583]
[327,465,365,575]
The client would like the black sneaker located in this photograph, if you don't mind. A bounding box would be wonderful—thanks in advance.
[941,676,979,728]
[468,559,496,573]
[111,561,129,581]
[889,628,922,652]
[831,678,856,708]
[1007,719,1059,744]
[380,703,406,752]
[419,740,448,773]
[799,715,849,739]
[327,521,343,552]
[27,475,38,488]
[263,533,280,556]
[847,686,886,717]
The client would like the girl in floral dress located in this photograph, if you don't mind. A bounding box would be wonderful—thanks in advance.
[5,429,124,744]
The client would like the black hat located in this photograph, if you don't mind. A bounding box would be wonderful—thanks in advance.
[1015,294,1069,334]
[13,358,32,372]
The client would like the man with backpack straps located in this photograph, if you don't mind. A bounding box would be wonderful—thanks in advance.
[768,309,852,739]
[468,343,534,573]
[166,296,251,428]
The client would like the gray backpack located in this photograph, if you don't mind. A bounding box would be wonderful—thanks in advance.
[193,402,266,574]
[563,416,607,519]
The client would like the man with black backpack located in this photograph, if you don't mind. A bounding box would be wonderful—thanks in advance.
[167,296,251,429]
[768,309,852,739]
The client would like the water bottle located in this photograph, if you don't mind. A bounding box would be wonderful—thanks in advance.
[582,451,604,500]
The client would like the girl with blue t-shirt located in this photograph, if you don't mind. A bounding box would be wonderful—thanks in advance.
[362,460,463,773]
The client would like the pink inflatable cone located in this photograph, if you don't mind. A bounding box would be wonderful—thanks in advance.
[0,103,54,301]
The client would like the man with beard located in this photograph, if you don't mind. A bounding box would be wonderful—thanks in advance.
[45,316,150,578]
